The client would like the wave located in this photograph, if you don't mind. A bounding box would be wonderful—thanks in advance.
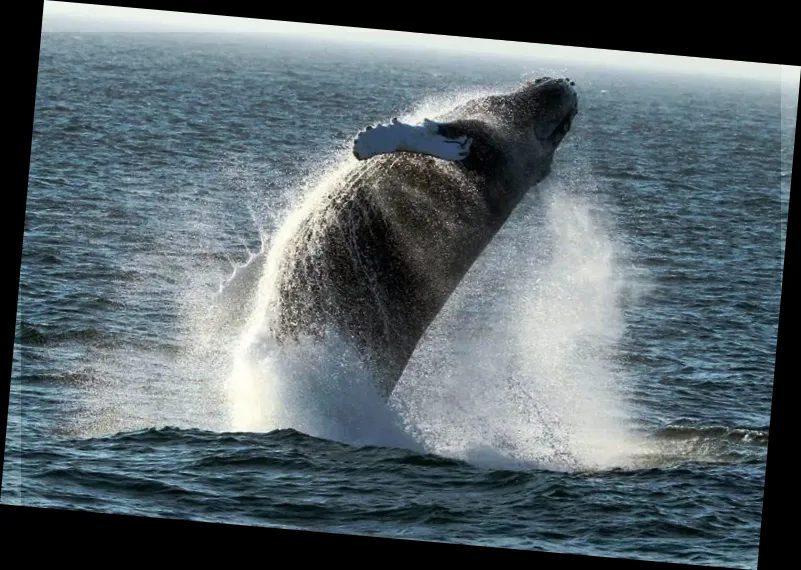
[58,417,766,475]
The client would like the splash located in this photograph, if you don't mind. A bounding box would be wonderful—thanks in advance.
[218,87,514,446]
[218,152,428,451]
[72,83,666,472]
[392,175,650,472]
[225,325,422,450]
[207,85,659,471]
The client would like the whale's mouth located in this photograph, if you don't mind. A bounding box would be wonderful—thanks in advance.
[534,91,578,144]
[538,104,577,143]
[555,109,576,136]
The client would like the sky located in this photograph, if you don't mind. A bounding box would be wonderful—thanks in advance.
[41,2,799,86]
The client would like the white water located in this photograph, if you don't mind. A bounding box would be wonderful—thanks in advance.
[75,86,653,472]
[393,179,648,471]
[209,87,652,471]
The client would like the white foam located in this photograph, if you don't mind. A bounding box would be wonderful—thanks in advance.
[71,84,654,474]
[226,326,423,450]
[352,118,472,162]
[391,177,649,473]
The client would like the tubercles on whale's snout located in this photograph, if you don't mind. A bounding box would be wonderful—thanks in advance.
[528,76,575,85]
[523,76,578,95]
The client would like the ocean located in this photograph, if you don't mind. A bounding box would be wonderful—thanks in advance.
[4,30,796,569]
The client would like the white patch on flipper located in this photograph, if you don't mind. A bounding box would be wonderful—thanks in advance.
[353,118,472,162]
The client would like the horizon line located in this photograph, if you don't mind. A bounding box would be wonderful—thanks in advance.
[41,2,799,86]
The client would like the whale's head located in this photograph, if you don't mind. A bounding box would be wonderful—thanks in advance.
[479,77,578,154]
[484,77,579,188]
[452,77,577,140]
[507,77,579,148]
[445,76,578,185]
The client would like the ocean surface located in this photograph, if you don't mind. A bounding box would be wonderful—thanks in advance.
[4,31,796,568]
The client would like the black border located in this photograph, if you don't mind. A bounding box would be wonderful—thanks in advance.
[4,3,797,569]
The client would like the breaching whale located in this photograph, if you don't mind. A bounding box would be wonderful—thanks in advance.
[261,77,579,401]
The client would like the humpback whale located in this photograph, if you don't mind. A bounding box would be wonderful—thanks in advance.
[263,77,579,401]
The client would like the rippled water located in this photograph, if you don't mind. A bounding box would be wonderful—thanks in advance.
[5,31,795,569]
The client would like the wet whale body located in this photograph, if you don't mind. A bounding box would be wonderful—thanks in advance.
[267,77,579,401]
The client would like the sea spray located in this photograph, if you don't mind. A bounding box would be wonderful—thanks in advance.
[221,87,518,443]
[393,177,647,472]
[76,85,648,470]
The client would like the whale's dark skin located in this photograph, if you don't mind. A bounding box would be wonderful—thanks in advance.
[267,77,579,400]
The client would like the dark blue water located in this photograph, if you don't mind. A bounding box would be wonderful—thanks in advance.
[4,31,795,569]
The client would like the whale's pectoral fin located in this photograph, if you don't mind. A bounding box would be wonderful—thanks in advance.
[353,118,472,162]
